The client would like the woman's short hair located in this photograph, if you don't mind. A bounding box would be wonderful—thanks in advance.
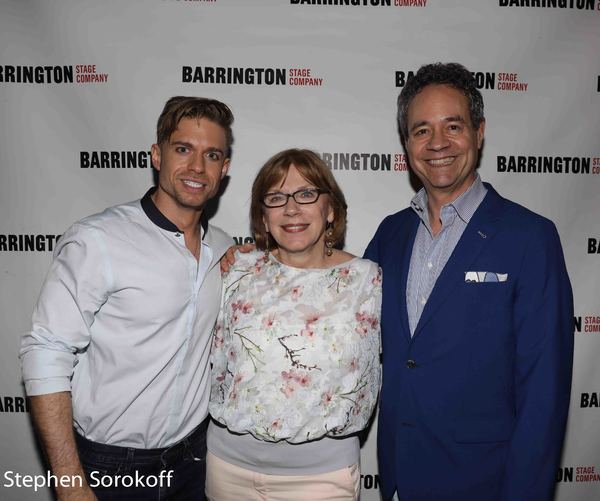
[250,148,347,251]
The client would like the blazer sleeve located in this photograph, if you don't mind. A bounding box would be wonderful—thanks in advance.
[364,218,384,264]
[500,219,574,500]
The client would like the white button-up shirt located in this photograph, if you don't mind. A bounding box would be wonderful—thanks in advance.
[20,190,232,448]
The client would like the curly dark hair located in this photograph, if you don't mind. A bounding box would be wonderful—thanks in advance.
[397,62,484,142]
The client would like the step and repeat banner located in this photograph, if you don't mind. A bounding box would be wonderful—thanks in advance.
[1,1,598,499]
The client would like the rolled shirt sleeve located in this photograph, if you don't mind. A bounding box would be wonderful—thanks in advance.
[20,223,112,395]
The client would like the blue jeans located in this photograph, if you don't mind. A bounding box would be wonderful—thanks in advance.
[75,418,208,500]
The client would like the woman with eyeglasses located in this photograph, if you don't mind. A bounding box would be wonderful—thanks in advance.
[206,149,382,500]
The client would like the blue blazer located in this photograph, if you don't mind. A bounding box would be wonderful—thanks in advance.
[364,184,573,501]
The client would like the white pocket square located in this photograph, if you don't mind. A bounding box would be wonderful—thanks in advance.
[465,271,508,283]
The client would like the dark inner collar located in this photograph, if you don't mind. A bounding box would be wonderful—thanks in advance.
[141,187,180,233]
[141,188,209,236]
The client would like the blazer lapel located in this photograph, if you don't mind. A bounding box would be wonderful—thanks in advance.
[397,214,420,342]
[412,186,504,339]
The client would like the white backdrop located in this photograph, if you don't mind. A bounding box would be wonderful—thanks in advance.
[1,0,599,499]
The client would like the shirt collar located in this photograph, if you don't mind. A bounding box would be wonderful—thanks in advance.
[140,187,208,238]
[410,174,487,226]
[448,174,487,224]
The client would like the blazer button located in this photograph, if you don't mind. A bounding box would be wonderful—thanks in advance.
[406,359,417,369]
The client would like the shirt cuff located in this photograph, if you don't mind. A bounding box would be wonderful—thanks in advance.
[24,377,72,396]
[21,349,75,396]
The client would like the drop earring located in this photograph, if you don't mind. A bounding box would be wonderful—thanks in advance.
[264,231,270,259]
[325,222,334,257]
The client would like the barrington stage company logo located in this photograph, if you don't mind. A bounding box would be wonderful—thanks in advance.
[574,315,600,333]
[360,473,380,490]
[557,466,600,483]
[395,70,529,92]
[580,393,600,408]
[588,238,600,254]
[0,65,108,84]
[320,152,408,172]
[233,236,255,246]
[80,150,152,169]
[0,234,61,252]
[0,396,29,413]
[499,0,598,10]
[497,155,600,175]
[182,66,325,87]
[290,0,428,7]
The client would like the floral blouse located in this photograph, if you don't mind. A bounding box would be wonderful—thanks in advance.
[209,250,382,444]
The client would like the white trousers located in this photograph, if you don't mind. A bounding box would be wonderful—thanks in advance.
[205,451,360,501]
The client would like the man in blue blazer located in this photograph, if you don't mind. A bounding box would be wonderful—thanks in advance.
[365,63,573,500]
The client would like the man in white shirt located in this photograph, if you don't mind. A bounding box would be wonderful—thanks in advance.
[20,96,234,500]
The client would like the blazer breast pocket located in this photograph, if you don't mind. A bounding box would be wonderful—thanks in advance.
[460,280,513,341]
[463,279,512,312]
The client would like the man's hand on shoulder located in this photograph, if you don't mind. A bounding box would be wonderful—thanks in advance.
[220,243,255,274]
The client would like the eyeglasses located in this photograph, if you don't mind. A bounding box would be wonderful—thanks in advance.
[262,188,328,208]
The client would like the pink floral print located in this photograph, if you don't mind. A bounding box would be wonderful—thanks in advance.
[209,250,382,443]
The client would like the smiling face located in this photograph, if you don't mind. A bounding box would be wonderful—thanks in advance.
[151,116,230,222]
[262,164,334,267]
[405,84,485,205]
